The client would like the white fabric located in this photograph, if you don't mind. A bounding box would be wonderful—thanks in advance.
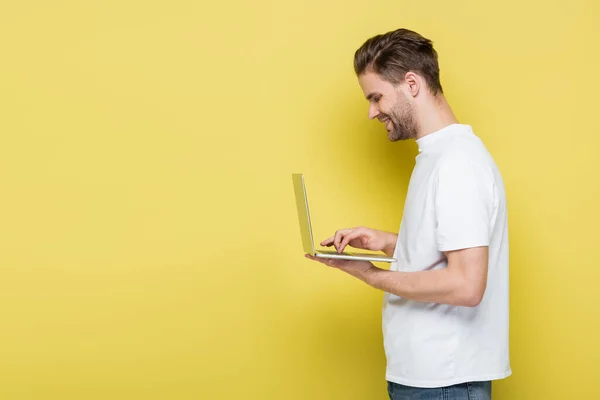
[383,123,511,388]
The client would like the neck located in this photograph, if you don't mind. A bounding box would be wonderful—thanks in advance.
[414,94,458,140]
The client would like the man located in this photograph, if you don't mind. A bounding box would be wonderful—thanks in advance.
[306,28,511,400]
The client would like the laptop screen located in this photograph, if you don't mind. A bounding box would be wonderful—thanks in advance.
[292,173,316,255]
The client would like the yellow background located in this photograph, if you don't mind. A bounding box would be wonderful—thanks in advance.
[1,1,599,399]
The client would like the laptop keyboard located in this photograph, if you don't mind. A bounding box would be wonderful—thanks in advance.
[316,249,354,256]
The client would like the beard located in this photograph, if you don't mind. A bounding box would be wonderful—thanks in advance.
[382,98,419,142]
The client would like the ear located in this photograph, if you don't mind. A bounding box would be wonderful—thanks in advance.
[404,72,420,97]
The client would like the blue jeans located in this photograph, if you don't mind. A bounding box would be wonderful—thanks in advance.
[387,381,491,400]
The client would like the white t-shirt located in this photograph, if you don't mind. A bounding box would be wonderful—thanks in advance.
[383,123,511,388]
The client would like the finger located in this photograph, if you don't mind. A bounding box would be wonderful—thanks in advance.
[305,254,335,267]
[320,236,335,247]
[325,258,338,267]
[338,228,365,253]
[305,254,323,262]
[321,257,340,268]
[333,229,353,251]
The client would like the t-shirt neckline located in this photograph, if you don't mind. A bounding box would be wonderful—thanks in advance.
[416,123,471,153]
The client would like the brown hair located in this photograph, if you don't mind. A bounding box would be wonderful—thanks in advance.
[354,28,443,95]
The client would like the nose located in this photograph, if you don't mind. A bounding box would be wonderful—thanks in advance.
[368,103,379,120]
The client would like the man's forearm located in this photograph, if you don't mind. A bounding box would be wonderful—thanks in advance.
[363,266,480,307]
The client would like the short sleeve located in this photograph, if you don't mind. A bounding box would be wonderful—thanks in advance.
[434,154,496,252]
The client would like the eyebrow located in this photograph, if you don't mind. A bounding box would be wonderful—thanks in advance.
[366,92,381,101]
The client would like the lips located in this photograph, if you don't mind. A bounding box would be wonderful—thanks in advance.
[377,115,392,131]
[384,118,392,131]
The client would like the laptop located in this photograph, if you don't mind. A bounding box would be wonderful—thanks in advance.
[292,173,396,262]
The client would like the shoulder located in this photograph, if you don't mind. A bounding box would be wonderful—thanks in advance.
[433,140,496,188]
[436,133,493,172]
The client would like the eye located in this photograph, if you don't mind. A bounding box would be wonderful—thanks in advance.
[374,96,382,103]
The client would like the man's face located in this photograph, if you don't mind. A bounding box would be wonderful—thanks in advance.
[358,72,418,141]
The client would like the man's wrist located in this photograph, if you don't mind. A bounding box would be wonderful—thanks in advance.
[364,264,384,287]
[382,231,397,256]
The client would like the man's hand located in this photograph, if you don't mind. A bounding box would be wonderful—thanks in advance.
[320,226,397,257]
[305,254,378,282]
